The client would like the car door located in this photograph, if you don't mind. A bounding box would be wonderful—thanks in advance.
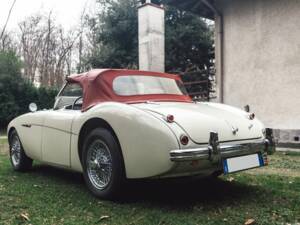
[17,110,48,161]
[41,82,82,167]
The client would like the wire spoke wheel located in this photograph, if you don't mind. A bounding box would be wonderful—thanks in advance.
[86,140,113,190]
[9,130,33,171]
[10,135,22,166]
[82,128,125,199]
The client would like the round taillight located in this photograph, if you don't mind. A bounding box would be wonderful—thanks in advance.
[249,113,255,120]
[180,135,189,145]
[166,114,174,123]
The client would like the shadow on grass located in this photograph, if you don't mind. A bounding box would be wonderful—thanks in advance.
[30,164,85,185]
[121,178,262,210]
[27,164,264,210]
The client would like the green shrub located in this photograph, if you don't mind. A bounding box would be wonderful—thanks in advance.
[36,86,58,110]
[0,51,58,128]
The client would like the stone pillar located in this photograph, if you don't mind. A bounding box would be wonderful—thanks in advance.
[138,2,165,72]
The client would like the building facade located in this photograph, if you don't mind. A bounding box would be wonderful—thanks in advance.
[165,0,300,144]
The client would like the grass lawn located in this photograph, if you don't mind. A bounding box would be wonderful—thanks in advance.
[0,138,8,155]
[0,128,6,137]
[0,139,299,225]
[0,138,7,145]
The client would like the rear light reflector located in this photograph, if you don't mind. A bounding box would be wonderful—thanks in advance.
[180,135,189,145]
[166,114,174,123]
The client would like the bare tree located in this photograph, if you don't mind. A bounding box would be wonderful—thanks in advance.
[0,30,17,52]
[0,0,17,51]
[78,16,100,72]
[76,1,89,73]
[0,3,83,87]
[18,13,81,87]
[0,0,17,40]
[19,15,45,83]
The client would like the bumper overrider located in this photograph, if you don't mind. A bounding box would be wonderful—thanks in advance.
[170,132,270,164]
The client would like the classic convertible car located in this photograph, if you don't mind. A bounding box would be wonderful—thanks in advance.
[8,69,271,199]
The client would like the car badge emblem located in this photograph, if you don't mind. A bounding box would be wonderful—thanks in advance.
[232,126,239,135]
[248,124,253,129]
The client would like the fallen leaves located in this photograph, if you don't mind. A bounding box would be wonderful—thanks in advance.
[244,218,255,225]
[227,177,235,182]
[95,215,110,224]
[99,215,110,221]
[20,212,30,221]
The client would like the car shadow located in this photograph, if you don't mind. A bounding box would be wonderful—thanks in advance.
[120,177,262,209]
[30,164,85,185]
[29,164,264,209]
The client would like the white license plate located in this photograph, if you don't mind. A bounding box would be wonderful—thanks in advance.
[223,154,264,174]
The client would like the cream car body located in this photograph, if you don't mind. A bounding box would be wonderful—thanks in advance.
[7,69,272,198]
[7,99,267,178]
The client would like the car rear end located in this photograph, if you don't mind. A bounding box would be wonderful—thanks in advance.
[134,101,274,178]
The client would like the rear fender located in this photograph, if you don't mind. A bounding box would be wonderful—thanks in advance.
[72,102,179,178]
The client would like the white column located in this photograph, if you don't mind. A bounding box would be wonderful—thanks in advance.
[138,3,165,72]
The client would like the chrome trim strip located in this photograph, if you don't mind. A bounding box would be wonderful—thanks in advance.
[23,123,77,135]
[21,124,31,128]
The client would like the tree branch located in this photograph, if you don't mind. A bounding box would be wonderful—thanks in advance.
[0,0,17,40]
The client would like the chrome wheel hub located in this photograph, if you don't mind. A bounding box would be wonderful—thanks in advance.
[87,140,112,190]
[11,135,21,166]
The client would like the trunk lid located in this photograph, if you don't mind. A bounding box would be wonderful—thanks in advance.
[134,102,263,144]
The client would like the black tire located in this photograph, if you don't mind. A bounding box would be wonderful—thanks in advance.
[82,128,125,199]
[211,170,223,178]
[9,130,33,171]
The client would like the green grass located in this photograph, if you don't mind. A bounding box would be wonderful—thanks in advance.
[0,128,6,137]
[0,139,7,145]
[0,141,299,225]
[0,138,8,155]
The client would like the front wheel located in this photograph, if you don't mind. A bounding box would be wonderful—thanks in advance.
[82,128,125,199]
[9,130,33,171]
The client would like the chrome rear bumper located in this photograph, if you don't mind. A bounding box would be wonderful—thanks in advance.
[170,132,269,162]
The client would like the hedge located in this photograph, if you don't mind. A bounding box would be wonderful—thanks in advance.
[0,51,58,128]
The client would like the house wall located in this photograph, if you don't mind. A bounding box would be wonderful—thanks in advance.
[215,0,300,143]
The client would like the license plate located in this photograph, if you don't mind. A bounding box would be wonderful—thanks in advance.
[223,153,264,174]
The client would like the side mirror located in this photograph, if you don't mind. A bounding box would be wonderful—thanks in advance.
[29,103,38,112]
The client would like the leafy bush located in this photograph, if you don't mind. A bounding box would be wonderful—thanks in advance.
[0,51,58,128]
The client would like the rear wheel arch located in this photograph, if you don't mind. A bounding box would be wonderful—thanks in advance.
[8,127,16,144]
[78,118,123,165]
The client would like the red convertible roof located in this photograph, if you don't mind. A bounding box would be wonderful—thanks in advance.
[67,69,192,111]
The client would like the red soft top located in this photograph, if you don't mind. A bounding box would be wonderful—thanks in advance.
[67,69,192,111]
